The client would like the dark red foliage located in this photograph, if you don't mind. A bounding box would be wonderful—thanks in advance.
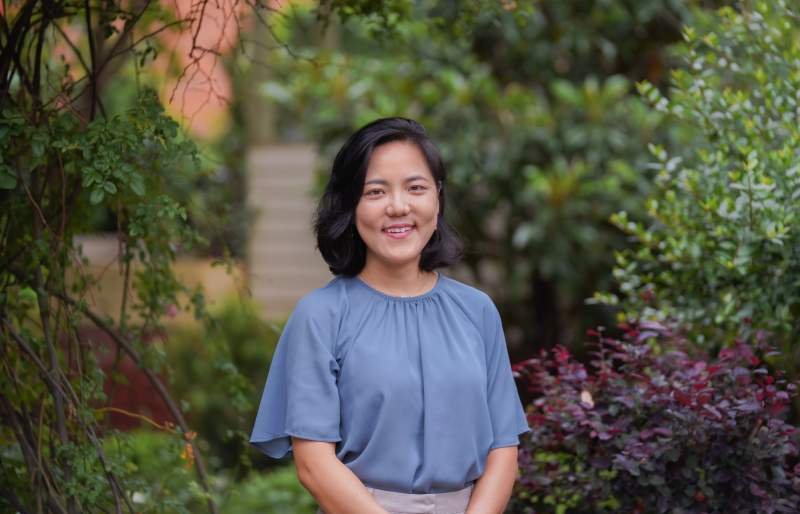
[509,321,800,514]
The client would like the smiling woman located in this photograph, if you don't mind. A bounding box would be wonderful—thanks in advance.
[249,118,530,514]
[313,118,462,282]
[355,140,441,291]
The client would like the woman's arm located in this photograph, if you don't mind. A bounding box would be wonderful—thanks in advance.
[465,446,519,514]
[292,437,390,514]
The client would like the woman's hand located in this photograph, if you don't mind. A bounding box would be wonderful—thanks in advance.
[292,437,390,514]
[464,446,519,514]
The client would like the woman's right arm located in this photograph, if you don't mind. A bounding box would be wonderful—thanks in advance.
[292,437,390,514]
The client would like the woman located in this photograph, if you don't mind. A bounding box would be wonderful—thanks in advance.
[250,117,530,514]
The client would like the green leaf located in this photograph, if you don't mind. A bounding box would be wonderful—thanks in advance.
[90,189,105,204]
[130,174,146,196]
[18,287,38,304]
[552,80,582,106]
[31,140,44,158]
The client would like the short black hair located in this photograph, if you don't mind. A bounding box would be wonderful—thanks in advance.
[314,117,463,276]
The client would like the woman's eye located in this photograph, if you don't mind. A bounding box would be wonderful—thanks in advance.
[365,189,383,196]
[410,185,427,192]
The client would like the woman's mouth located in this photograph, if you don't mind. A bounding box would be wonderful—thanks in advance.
[382,225,415,239]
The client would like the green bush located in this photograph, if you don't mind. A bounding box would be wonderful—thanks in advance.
[102,429,209,514]
[222,464,318,514]
[166,297,283,472]
[103,428,313,514]
[0,84,234,512]
[593,2,800,364]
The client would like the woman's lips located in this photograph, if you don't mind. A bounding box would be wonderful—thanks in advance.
[382,226,415,239]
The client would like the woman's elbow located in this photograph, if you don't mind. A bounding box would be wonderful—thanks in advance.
[295,459,311,487]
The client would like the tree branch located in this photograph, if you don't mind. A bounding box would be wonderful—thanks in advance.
[0,0,38,91]
[53,294,220,514]
[83,0,98,120]
[2,317,134,514]
[52,21,92,83]
[0,339,68,514]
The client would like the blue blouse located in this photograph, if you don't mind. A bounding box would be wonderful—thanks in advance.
[249,271,531,494]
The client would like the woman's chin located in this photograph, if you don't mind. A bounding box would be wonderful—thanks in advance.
[367,250,423,269]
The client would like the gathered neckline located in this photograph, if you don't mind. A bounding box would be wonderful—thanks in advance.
[352,271,442,302]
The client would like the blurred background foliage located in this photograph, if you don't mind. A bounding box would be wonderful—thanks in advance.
[252,0,712,358]
[220,462,318,514]
[166,297,282,474]
[101,429,316,514]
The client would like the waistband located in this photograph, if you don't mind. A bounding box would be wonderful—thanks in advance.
[316,483,474,514]
[365,484,473,514]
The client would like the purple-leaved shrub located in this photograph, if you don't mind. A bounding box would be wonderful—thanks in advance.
[509,320,800,514]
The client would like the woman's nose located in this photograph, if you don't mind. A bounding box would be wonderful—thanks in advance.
[386,194,410,216]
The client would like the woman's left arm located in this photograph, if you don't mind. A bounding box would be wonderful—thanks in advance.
[465,446,519,514]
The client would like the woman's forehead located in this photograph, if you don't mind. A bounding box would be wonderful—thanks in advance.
[364,141,433,181]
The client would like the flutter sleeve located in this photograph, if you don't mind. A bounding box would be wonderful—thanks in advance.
[249,295,341,459]
[483,299,531,449]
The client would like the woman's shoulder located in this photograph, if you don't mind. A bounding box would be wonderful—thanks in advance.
[439,274,499,318]
[439,275,504,346]
[293,275,349,315]
[441,274,494,308]
[281,277,351,351]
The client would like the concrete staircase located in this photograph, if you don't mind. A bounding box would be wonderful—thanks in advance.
[246,144,334,319]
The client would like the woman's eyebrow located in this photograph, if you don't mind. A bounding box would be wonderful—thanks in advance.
[364,175,431,186]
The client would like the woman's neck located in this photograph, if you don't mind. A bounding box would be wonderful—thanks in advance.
[357,261,438,297]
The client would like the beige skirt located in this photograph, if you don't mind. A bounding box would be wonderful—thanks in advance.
[315,483,474,514]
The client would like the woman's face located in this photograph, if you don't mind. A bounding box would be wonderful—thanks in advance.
[355,140,440,272]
